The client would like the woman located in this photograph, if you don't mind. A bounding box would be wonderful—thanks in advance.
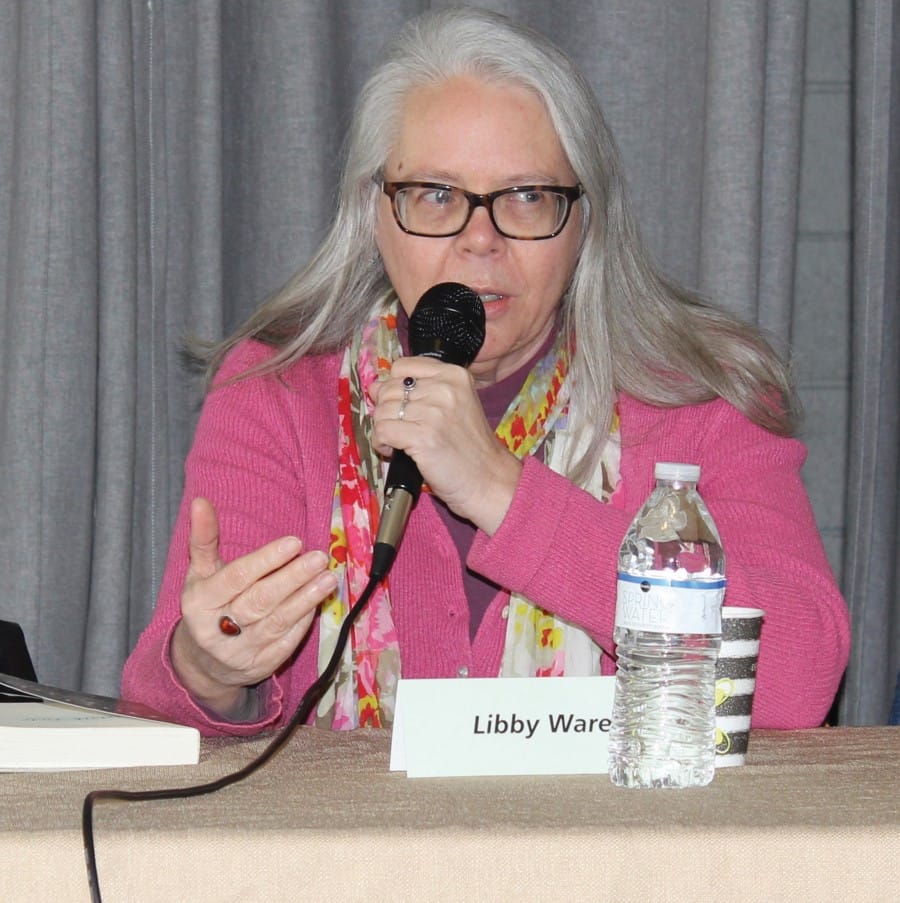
[122,8,850,735]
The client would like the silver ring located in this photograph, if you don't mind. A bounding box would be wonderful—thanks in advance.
[398,375,416,420]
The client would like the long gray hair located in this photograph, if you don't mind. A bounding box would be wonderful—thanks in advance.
[206,7,798,486]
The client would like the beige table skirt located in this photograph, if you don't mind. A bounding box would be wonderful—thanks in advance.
[2,726,898,902]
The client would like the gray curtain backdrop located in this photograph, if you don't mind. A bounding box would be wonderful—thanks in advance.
[0,1,896,723]
[840,0,900,725]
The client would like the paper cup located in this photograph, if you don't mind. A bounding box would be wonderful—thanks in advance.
[714,607,764,767]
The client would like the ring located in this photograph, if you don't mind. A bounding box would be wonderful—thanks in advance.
[219,615,242,637]
[398,375,416,420]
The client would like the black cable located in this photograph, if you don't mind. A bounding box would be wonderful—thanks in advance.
[82,571,382,903]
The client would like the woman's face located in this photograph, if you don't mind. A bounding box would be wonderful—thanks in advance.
[375,75,583,386]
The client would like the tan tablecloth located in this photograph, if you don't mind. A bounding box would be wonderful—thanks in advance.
[1,727,898,902]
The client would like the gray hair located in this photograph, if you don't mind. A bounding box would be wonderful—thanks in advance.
[209,7,797,485]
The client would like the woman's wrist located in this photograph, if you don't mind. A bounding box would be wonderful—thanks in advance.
[169,621,258,720]
[469,452,523,536]
[197,684,261,723]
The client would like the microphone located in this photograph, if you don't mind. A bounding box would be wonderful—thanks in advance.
[370,283,486,579]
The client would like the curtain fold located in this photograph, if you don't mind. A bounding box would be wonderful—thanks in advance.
[137,0,226,646]
[1,1,894,722]
[840,0,900,725]
[699,0,806,346]
[1,1,107,691]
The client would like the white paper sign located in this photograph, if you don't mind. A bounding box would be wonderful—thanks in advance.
[390,676,615,777]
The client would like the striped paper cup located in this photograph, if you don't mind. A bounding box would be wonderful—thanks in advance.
[715,607,764,767]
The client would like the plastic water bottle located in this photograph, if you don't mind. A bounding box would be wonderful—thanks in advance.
[608,462,726,788]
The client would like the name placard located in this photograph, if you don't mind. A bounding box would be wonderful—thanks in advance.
[390,676,615,777]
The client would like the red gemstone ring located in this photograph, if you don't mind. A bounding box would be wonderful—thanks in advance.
[219,614,242,637]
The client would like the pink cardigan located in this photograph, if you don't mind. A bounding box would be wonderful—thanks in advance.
[121,340,851,735]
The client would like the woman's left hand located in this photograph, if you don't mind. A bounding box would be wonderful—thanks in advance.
[370,358,523,535]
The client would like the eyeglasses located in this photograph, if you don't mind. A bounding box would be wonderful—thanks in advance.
[378,179,584,240]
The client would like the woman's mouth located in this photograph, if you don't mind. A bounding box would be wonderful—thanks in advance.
[476,292,510,321]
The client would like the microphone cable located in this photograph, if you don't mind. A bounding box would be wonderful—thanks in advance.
[82,568,383,903]
[83,282,485,900]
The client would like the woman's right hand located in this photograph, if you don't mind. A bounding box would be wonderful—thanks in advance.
[169,497,338,720]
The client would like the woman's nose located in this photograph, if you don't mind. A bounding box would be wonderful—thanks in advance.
[455,204,504,254]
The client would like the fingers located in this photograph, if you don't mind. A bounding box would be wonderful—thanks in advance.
[177,496,345,706]
[183,494,334,638]
[248,564,337,648]
[186,498,326,627]
[370,360,522,534]
[188,497,222,580]
[185,532,322,628]
[370,359,471,454]
[367,357,448,405]
[224,547,334,633]
[178,532,339,695]
[215,535,304,606]
[206,552,337,683]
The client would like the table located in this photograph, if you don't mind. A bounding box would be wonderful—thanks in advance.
[1,727,898,902]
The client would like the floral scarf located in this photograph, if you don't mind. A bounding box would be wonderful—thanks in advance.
[316,299,620,729]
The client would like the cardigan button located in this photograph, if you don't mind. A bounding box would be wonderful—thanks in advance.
[501,604,510,619]
[457,665,469,678]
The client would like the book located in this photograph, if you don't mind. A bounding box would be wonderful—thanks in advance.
[0,673,200,771]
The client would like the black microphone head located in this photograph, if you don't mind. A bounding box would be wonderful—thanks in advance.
[409,282,486,366]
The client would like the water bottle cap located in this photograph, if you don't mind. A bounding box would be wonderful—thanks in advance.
[655,461,701,482]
